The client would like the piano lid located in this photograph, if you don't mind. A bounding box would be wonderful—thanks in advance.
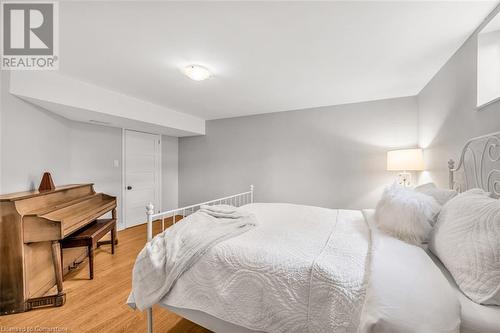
[0,184,94,202]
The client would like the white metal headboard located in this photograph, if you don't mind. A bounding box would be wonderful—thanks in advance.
[448,131,500,197]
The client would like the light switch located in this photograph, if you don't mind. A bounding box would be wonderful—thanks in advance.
[113,160,120,168]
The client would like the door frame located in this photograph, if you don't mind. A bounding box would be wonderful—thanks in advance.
[121,129,162,230]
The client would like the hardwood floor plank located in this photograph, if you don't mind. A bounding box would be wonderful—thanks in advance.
[0,222,212,333]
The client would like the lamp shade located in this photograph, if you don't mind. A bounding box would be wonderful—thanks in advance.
[387,148,424,171]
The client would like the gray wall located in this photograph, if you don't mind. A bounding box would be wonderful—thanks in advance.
[418,14,500,187]
[0,71,179,229]
[1,71,72,193]
[69,121,123,224]
[179,96,418,209]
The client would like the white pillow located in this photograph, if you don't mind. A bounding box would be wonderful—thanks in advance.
[375,183,440,245]
[414,182,457,206]
[430,189,500,305]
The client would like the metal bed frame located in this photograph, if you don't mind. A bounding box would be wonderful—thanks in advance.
[448,131,500,197]
[144,185,254,333]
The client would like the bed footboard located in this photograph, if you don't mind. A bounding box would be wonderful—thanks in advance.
[144,185,254,333]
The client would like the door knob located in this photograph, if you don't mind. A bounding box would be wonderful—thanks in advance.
[127,186,132,190]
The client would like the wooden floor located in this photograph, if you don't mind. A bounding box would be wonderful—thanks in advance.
[1,221,212,333]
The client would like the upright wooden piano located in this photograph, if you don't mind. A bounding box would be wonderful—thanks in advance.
[0,184,116,315]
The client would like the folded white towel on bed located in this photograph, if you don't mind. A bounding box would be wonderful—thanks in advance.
[199,204,246,219]
[127,207,258,311]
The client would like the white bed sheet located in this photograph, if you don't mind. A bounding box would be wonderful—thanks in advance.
[159,204,461,333]
[165,305,262,333]
[360,209,460,333]
[428,251,500,333]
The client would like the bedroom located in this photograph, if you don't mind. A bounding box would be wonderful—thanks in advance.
[0,1,499,332]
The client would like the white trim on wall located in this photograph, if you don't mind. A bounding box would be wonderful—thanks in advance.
[120,128,126,230]
[159,137,163,214]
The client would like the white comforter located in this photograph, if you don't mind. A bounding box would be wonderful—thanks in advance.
[160,204,461,333]
[127,207,258,310]
[162,203,371,332]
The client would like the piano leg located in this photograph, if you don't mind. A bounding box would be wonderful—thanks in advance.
[51,241,64,294]
[25,241,66,311]
[60,245,64,281]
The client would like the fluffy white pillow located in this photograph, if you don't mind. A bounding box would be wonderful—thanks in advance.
[414,183,457,206]
[430,189,500,305]
[375,183,441,245]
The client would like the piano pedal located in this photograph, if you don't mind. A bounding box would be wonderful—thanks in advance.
[25,292,66,311]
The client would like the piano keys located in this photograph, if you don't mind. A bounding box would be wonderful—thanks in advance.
[0,184,117,315]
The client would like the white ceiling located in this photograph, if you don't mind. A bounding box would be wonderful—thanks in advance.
[59,1,499,120]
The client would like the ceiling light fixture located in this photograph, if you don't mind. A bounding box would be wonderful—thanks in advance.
[183,64,212,81]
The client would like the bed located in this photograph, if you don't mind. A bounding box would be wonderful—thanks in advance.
[130,131,500,333]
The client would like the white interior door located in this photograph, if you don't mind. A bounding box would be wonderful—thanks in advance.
[124,130,161,228]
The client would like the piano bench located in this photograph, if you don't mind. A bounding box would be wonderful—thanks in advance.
[61,218,117,280]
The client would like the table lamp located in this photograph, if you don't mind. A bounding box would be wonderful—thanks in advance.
[387,148,424,187]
